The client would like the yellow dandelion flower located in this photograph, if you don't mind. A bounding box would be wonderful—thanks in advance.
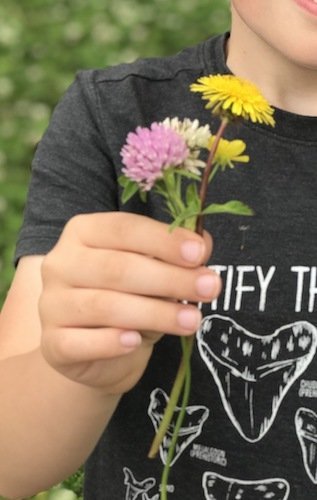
[209,136,250,170]
[190,74,275,127]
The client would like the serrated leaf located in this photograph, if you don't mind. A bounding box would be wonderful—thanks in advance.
[202,200,254,216]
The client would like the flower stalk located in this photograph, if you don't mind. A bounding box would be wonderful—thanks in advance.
[149,117,232,500]
[160,336,194,499]
[196,117,228,235]
[148,116,229,462]
[147,336,194,459]
[119,73,275,500]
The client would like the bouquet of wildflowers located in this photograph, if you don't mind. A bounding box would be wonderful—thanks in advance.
[119,74,275,499]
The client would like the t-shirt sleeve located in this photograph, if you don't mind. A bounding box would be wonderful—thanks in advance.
[14,71,119,264]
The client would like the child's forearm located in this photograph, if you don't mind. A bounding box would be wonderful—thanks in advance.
[0,348,120,499]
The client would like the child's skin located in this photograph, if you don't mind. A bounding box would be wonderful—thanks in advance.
[1,0,317,497]
[0,216,218,498]
[228,0,317,115]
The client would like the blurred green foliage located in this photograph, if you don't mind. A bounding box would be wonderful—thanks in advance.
[0,0,229,496]
[0,0,230,305]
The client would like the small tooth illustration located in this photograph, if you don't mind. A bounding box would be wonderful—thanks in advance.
[202,471,290,500]
[295,407,317,484]
[148,388,209,465]
[123,467,158,500]
[197,315,317,442]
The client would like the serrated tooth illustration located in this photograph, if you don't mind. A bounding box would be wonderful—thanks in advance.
[197,315,317,442]
[148,388,209,465]
[202,472,290,500]
[123,467,157,500]
[295,407,317,484]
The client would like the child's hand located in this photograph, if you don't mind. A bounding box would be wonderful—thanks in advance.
[39,212,221,395]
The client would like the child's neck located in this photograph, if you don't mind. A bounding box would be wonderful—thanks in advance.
[226,20,317,116]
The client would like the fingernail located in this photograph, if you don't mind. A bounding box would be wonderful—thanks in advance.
[177,308,202,331]
[181,240,204,263]
[195,274,217,298]
[120,331,142,348]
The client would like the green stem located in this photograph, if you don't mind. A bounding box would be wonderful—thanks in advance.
[160,336,194,500]
[148,195,195,460]
[208,163,220,184]
[164,170,185,218]
[150,121,229,497]
[147,353,187,458]
[148,335,195,458]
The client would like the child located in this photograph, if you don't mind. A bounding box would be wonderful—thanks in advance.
[1,1,317,498]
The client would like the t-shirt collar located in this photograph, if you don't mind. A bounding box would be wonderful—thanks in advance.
[202,33,317,143]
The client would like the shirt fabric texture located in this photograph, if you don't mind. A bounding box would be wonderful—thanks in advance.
[15,33,317,499]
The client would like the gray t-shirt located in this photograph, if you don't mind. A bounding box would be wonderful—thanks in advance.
[16,33,317,499]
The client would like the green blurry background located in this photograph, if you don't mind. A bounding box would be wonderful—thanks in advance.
[0,0,230,496]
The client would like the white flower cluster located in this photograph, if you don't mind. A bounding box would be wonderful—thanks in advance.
[162,117,211,173]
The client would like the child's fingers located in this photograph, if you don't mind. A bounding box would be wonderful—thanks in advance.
[41,288,203,336]
[48,248,220,303]
[43,327,144,364]
[64,212,213,268]
[39,211,219,391]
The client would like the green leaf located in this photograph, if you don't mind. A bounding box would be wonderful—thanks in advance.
[185,183,200,208]
[202,200,254,216]
[139,190,147,203]
[164,200,176,219]
[121,179,140,204]
[169,206,202,230]
[154,182,169,198]
[118,175,129,188]
[163,168,176,192]
[48,488,77,500]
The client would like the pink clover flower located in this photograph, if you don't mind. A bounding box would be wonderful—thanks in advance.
[120,123,189,190]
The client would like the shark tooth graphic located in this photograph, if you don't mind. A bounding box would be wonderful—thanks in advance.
[197,315,317,442]
[202,472,290,500]
[123,467,158,500]
[148,388,209,466]
[295,407,317,484]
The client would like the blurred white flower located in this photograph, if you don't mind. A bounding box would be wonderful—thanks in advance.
[0,21,20,46]
[0,77,14,99]
[64,21,85,43]
[92,22,121,44]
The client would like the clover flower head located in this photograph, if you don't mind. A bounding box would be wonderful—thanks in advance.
[190,74,275,127]
[162,117,211,149]
[162,117,211,173]
[120,122,189,190]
